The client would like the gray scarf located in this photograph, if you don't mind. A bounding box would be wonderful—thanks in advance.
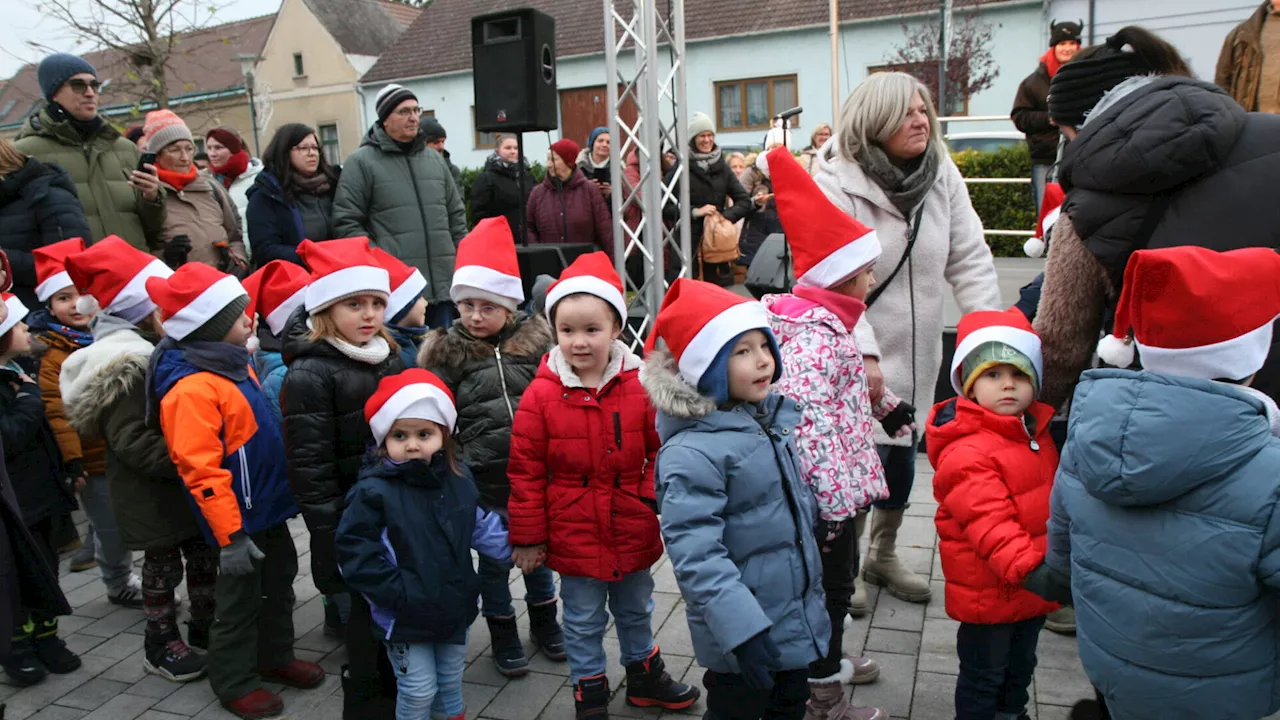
[692,146,723,172]
[856,141,940,218]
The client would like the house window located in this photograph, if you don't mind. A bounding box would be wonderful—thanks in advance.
[471,107,499,149]
[293,53,305,77]
[868,62,969,116]
[714,75,798,132]
[319,123,340,165]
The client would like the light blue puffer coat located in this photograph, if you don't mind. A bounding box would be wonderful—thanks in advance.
[1046,369,1280,720]
[641,349,828,674]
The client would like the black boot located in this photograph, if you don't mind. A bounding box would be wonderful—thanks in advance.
[2,625,46,687]
[624,646,700,710]
[323,595,345,638]
[528,601,566,661]
[341,664,396,720]
[486,616,529,677]
[32,620,80,674]
[574,674,610,719]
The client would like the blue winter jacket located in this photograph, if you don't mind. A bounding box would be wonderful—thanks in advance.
[335,453,511,645]
[1046,369,1280,720]
[640,349,828,674]
[254,349,287,421]
[388,324,427,370]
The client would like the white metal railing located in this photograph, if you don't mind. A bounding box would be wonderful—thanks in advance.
[940,115,1037,238]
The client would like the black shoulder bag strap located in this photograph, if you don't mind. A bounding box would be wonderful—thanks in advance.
[866,205,924,309]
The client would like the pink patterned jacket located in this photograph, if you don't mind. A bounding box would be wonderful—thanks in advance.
[764,290,895,520]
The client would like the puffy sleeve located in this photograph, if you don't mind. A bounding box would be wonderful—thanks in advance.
[934,446,1042,585]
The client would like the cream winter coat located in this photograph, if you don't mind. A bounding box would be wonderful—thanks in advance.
[812,143,1001,445]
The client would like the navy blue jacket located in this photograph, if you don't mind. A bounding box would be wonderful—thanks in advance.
[335,454,511,644]
[388,324,427,370]
[0,157,91,308]
[245,170,338,269]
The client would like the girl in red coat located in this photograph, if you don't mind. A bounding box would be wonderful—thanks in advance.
[508,253,699,718]
[925,309,1066,720]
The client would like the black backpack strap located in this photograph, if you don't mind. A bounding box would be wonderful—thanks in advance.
[866,206,924,309]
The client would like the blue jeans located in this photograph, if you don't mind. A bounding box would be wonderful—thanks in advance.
[560,570,656,684]
[872,444,917,511]
[78,474,132,594]
[386,638,468,720]
[955,617,1045,720]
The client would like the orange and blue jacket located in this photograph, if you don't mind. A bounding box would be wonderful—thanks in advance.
[152,349,298,547]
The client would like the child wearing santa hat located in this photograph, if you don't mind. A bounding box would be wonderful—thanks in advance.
[507,252,700,716]
[0,291,83,687]
[1042,246,1280,720]
[144,262,323,719]
[59,236,215,685]
[277,236,403,713]
[241,259,309,421]
[639,278,829,720]
[926,307,1063,720]
[371,247,430,368]
[335,369,511,720]
[762,146,918,720]
[418,216,564,677]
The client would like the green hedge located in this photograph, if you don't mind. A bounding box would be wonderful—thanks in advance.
[951,145,1037,258]
[456,148,1034,258]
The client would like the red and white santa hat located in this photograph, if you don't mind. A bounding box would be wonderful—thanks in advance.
[949,307,1043,395]
[297,237,390,314]
[365,369,457,447]
[1024,183,1065,258]
[33,237,86,303]
[145,262,248,341]
[768,146,880,289]
[0,293,29,337]
[242,260,310,336]
[645,278,778,388]
[1098,245,1280,381]
[64,236,173,321]
[545,251,626,323]
[451,217,524,312]
[370,248,428,323]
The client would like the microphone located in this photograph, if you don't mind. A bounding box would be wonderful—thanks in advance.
[774,106,803,120]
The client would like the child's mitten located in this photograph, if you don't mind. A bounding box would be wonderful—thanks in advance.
[879,401,916,438]
[732,631,781,691]
[1023,562,1072,605]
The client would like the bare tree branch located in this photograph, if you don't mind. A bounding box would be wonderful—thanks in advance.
[885,9,1001,115]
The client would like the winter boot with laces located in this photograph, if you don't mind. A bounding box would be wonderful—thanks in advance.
[33,620,80,674]
[486,616,529,677]
[144,633,206,682]
[624,646,699,710]
[804,675,887,720]
[574,674,610,719]
[1,623,46,686]
[527,600,566,661]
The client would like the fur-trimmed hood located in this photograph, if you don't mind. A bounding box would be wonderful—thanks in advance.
[544,340,640,389]
[61,315,157,437]
[640,347,717,421]
[417,313,553,369]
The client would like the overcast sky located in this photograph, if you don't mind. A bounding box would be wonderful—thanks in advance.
[0,0,280,79]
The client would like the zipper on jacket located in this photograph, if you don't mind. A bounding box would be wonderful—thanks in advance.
[404,155,440,295]
[613,412,622,449]
[556,183,568,241]
[1023,416,1040,452]
[238,447,253,509]
[494,345,514,420]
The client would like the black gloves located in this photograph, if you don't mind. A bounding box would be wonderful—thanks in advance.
[732,630,781,691]
[64,459,85,482]
[880,401,916,438]
[164,235,192,269]
[815,518,846,554]
[214,242,249,279]
[1023,562,1073,605]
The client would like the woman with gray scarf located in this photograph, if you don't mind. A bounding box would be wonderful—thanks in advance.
[811,72,1000,613]
[662,112,752,285]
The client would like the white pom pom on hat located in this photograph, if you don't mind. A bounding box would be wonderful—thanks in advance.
[1095,333,1135,368]
[1023,236,1046,259]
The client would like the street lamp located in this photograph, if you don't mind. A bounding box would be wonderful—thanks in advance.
[233,53,262,156]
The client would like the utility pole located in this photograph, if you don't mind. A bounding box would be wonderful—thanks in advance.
[937,0,949,118]
[830,0,840,125]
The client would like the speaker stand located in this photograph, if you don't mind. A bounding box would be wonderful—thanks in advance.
[516,133,529,246]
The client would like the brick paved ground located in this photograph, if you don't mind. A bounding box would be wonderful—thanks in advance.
[1,465,1105,720]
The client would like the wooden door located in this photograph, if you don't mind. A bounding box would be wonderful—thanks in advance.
[558,85,638,150]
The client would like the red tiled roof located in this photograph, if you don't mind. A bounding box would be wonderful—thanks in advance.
[0,14,274,128]
[378,0,423,30]
[362,0,986,84]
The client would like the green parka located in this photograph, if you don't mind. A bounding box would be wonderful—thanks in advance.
[14,109,164,250]
[333,124,467,303]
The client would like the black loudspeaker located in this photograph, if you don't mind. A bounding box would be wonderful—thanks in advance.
[472,9,558,133]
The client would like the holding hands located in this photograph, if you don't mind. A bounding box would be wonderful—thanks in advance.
[512,544,546,574]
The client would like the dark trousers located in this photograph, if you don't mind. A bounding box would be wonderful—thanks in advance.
[872,444,917,510]
[206,524,299,702]
[704,668,810,720]
[955,617,1045,720]
[342,592,399,719]
[12,517,58,628]
[810,518,857,679]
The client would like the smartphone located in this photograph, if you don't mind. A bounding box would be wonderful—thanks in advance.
[137,152,156,173]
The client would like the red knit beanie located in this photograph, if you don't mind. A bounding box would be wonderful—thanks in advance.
[206,127,243,154]
[550,139,579,170]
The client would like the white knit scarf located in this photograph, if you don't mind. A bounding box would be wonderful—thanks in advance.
[325,335,391,365]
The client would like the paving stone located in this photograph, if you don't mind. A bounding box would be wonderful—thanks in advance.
[80,609,146,639]
[1038,704,1071,720]
[1035,628,1085,672]
[462,654,511,687]
[482,671,563,719]
[26,707,89,720]
[151,679,218,715]
[60,571,100,593]
[78,693,157,720]
[870,592,927,633]
[3,655,116,715]
[72,598,119,620]
[845,651,915,717]
[276,672,342,714]
[293,624,343,654]
[536,686,578,719]
[85,632,143,661]
[63,632,109,655]
[865,628,922,656]
[917,617,960,675]
[908,670,955,720]
[123,675,183,700]
[64,582,109,608]
[291,595,326,637]
[98,650,148,684]
[653,607,695,658]
[55,677,132,710]
[463,681,501,716]
[897,515,937,550]
[1035,665,1096,708]
[317,644,349,675]
[924,581,949,619]
[134,712,190,720]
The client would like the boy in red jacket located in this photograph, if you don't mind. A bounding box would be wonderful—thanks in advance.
[926,308,1068,720]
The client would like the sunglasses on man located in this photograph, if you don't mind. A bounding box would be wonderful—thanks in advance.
[66,78,102,95]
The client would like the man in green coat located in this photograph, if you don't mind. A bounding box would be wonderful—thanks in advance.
[14,54,164,251]
[334,84,467,328]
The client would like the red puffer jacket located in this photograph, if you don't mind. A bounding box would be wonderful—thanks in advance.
[508,342,663,581]
[926,396,1061,625]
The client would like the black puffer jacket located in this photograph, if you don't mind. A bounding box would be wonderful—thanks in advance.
[1010,62,1059,165]
[470,153,536,234]
[417,314,553,510]
[662,148,752,240]
[280,308,403,593]
[0,366,71,527]
[0,157,92,308]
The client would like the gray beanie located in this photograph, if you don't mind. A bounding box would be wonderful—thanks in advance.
[186,295,249,343]
[689,112,716,139]
[38,53,96,101]
[375,84,417,123]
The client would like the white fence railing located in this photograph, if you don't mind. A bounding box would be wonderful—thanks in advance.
[941,115,1036,238]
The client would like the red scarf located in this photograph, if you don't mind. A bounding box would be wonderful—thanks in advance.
[211,149,251,189]
[792,285,866,333]
[1041,48,1062,78]
[156,164,199,191]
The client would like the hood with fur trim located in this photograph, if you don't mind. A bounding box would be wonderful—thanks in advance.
[417,313,553,369]
[545,340,640,389]
[61,315,157,438]
[640,347,718,421]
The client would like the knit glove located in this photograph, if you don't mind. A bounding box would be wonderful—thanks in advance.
[164,235,192,270]
[815,518,846,554]
[220,533,264,576]
[1023,562,1072,605]
[732,630,781,691]
[879,401,916,439]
